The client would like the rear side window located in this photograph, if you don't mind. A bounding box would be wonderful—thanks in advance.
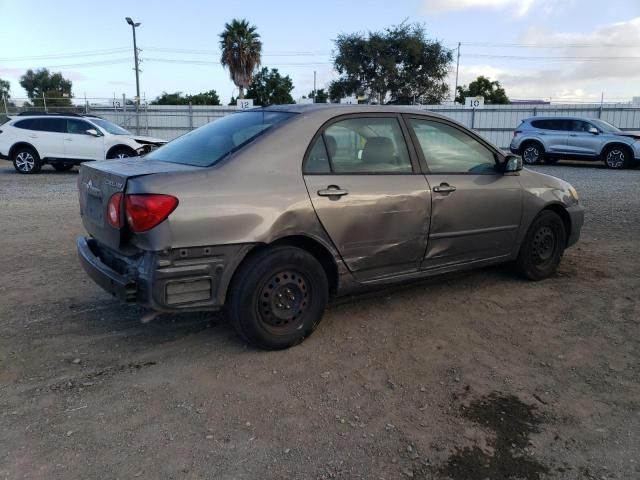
[145,111,296,167]
[531,119,571,131]
[13,118,65,132]
[315,117,412,174]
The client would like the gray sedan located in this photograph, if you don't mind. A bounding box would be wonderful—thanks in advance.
[77,105,584,349]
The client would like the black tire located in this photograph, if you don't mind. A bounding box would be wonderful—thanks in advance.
[516,210,566,281]
[521,142,544,165]
[602,145,631,169]
[12,146,42,174]
[544,157,559,165]
[52,163,75,171]
[107,147,135,159]
[227,246,329,350]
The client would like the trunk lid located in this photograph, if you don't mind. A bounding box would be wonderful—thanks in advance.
[78,159,200,249]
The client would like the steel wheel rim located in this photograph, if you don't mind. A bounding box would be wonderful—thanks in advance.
[606,149,624,168]
[531,225,557,265]
[523,146,539,164]
[15,152,35,172]
[257,270,310,334]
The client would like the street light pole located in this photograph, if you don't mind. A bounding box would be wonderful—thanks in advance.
[453,42,461,104]
[125,17,141,134]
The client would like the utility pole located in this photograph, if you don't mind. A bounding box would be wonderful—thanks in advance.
[453,42,461,104]
[126,17,141,134]
[313,71,317,103]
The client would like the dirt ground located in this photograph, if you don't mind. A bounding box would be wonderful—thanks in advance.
[0,161,638,480]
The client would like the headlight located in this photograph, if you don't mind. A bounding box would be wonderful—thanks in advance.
[568,186,579,201]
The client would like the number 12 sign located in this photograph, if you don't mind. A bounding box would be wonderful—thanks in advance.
[237,99,254,109]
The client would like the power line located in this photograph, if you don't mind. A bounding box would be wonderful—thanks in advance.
[465,53,640,62]
[461,41,640,48]
[0,48,129,62]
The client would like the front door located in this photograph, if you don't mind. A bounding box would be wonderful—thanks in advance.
[406,117,522,269]
[64,119,105,160]
[565,119,600,157]
[303,115,431,280]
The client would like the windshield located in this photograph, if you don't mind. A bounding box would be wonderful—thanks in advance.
[590,119,621,133]
[89,118,132,135]
[145,111,296,167]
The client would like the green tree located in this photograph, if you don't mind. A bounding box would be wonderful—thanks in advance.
[219,19,262,99]
[246,67,294,106]
[0,78,10,100]
[19,68,73,108]
[151,90,221,105]
[455,76,510,104]
[308,88,328,103]
[329,22,452,105]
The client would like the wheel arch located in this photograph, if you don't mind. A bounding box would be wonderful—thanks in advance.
[600,141,633,160]
[520,138,545,155]
[228,235,340,302]
[9,142,40,159]
[106,144,137,159]
[541,203,571,247]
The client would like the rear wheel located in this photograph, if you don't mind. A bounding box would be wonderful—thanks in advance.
[12,146,42,174]
[52,163,74,171]
[228,246,329,350]
[521,142,544,165]
[516,210,566,281]
[603,145,631,169]
[522,142,544,165]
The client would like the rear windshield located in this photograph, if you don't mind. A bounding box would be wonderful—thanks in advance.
[145,111,296,167]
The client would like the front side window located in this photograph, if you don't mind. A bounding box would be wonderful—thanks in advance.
[146,111,296,167]
[89,118,131,135]
[409,119,497,174]
[67,119,93,135]
[590,119,620,133]
[317,117,412,174]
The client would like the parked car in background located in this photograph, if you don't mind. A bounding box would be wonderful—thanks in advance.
[510,116,640,169]
[0,113,167,174]
[77,105,584,350]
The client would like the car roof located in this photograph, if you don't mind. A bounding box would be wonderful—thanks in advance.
[259,103,452,121]
[523,116,594,122]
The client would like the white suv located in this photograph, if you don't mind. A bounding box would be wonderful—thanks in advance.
[0,113,167,174]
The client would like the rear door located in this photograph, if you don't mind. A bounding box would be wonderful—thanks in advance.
[532,119,570,154]
[303,115,431,280]
[14,118,66,158]
[64,119,105,160]
[405,117,522,268]
[565,119,600,157]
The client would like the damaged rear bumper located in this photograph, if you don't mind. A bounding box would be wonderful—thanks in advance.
[77,236,253,312]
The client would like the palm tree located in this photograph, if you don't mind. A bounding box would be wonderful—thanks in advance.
[219,19,262,99]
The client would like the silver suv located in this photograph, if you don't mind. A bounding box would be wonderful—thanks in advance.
[510,117,640,169]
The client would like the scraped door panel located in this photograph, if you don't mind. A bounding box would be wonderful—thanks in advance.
[304,175,431,280]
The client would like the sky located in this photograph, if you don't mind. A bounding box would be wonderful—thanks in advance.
[1,0,640,104]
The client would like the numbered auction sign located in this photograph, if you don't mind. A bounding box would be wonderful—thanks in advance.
[237,99,254,109]
[464,97,484,108]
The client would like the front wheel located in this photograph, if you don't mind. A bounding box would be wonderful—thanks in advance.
[516,210,566,281]
[228,246,329,350]
[603,146,631,169]
[107,147,135,159]
[12,147,42,174]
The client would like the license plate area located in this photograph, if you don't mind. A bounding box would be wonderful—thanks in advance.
[87,194,104,226]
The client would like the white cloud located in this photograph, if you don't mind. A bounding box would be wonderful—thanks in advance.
[452,17,640,102]
[423,0,536,16]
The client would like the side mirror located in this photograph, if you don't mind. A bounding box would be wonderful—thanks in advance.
[86,129,100,137]
[588,126,599,135]
[503,154,523,173]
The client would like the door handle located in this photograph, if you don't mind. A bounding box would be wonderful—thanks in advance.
[433,183,456,194]
[317,186,348,197]
[569,134,577,137]
[64,138,73,141]
[28,134,37,138]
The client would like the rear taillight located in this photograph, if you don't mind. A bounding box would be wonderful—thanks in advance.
[125,194,179,233]
[513,130,522,137]
[107,193,123,228]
